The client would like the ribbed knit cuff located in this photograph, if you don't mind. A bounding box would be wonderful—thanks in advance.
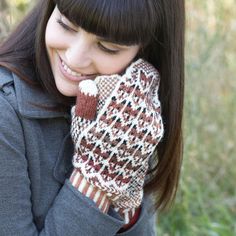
[114,206,140,225]
[117,207,141,232]
[70,168,110,213]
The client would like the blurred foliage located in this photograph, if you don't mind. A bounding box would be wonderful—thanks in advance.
[0,0,235,235]
[158,0,236,235]
[0,0,34,41]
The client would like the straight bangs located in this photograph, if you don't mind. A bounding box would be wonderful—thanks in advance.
[54,0,161,46]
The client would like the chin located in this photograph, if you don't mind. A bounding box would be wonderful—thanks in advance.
[56,84,77,97]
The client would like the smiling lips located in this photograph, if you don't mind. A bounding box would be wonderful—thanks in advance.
[61,60,83,77]
[59,56,97,81]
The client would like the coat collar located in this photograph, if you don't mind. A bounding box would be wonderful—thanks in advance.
[0,67,70,119]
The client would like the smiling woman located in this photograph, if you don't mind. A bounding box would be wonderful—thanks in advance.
[45,6,140,96]
[0,0,185,235]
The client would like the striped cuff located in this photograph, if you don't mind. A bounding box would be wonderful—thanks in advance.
[70,168,110,213]
[117,207,141,232]
[114,207,139,225]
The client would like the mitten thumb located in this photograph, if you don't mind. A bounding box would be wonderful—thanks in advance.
[75,79,98,120]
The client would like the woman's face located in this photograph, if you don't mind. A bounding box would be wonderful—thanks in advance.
[45,7,140,97]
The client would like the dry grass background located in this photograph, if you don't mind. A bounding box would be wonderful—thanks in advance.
[158,1,236,235]
[0,0,235,235]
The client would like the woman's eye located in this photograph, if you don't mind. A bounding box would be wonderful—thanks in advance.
[97,42,120,55]
[56,18,77,32]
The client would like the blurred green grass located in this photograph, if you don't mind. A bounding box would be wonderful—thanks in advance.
[158,0,236,235]
[1,0,235,235]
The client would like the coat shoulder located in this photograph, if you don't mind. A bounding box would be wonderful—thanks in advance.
[0,67,18,112]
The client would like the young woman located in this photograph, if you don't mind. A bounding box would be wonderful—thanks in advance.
[0,0,185,235]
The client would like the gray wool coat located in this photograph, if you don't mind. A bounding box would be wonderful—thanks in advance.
[0,67,157,236]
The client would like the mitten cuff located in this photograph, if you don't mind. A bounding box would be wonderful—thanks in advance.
[70,168,110,213]
[114,207,140,225]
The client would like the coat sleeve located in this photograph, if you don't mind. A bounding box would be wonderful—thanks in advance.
[0,94,156,236]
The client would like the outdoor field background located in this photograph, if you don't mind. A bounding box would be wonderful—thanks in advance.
[0,0,235,235]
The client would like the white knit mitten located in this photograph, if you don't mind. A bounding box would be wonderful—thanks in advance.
[70,59,164,223]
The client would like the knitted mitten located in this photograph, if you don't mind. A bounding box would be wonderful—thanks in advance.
[70,59,164,223]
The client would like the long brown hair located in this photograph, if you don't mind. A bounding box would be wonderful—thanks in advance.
[0,0,185,211]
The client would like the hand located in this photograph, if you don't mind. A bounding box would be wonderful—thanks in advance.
[70,59,164,222]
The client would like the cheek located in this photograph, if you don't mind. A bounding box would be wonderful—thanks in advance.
[97,51,139,75]
[45,23,61,50]
[45,14,66,51]
[45,13,55,47]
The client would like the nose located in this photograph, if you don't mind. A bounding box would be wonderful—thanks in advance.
[65,35,92,69]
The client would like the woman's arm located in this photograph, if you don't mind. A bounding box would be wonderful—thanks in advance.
[0,82,156,236]
[0,91,122,235]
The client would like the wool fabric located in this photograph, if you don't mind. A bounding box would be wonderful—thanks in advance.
[70,59,164,224]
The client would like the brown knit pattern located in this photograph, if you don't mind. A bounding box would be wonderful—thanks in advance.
[71,59,164,211]
[75,89,98,120]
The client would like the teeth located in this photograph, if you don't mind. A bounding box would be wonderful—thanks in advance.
[61,60,82,77]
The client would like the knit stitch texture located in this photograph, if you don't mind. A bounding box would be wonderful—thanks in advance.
[71,59,164,222]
